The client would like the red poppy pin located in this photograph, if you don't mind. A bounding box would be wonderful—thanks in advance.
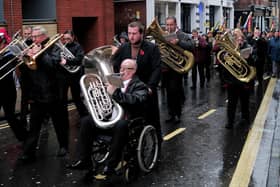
[139,49,144,56]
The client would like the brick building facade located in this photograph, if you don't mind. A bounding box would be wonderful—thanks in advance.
[1,0,114,52]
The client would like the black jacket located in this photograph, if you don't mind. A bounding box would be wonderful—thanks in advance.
[60,41,84,75]
[28,38,62,103]
[112,76,149,120]
[112,40,161,92]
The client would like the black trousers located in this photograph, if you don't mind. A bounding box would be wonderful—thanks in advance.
[192,62,206,87]
[0,91,27,141]
[23,102,69,156]
[78,116,129,168]
[227,84,250,124]
[146,90,162,143]
[59,72,88,118]
[165,70,184,117]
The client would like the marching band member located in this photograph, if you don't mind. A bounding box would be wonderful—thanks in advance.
[112,21,162,145]
[58,30,88,119]
[163,16,193,124]
[19,26,69,162]
[0,28,27,142]
[223,28,254,129]
[68,59,149,181]
[18,26,33,128]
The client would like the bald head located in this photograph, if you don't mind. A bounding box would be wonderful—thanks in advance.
[120,59,137,80]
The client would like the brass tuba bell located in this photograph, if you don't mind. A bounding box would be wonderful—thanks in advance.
[146,19,194,74]
[216,32,256,83]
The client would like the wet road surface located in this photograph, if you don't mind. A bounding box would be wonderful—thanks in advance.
[0,71,275,187]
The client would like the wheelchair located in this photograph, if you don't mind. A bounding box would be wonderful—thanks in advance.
[91,117,159,182]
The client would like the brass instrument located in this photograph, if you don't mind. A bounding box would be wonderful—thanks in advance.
[80,45,124,129]
[146,19,194,74]
[0,38,35,80]
[27,33,63,70]
[55,40,81,73]
[113,34,121,47]
[216,32,256,83]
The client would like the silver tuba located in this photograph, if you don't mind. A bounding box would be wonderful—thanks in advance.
[80,45,124,129]
[55,40,81,73]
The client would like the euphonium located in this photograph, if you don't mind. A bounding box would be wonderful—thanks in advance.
[216,32,256,83]
[55,40,81,73]
[80,45,124,129]
[146,19,194,74]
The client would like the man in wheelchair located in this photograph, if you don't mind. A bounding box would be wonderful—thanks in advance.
[68,59,152,180]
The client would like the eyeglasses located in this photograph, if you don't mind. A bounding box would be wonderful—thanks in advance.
[63,37,72,40]
[120,67,135,71]
[31,34,42,39]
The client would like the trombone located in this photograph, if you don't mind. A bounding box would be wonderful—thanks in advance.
[25,33,63,70]
[0,38,35,80]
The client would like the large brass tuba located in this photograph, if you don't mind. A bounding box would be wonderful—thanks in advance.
[146,19,194,74]
[216,32,256,83]
[80,45,124,129]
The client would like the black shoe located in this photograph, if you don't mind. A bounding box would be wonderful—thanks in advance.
[18,154,36,163]
[190,85,196,90]
[174,116,181,124]
[225,123,233,129]
[165,116,175,123]
[83,169,97,182]
[66,160,92,170]
[238,119,249,126]
[56,147,68,157]
[102,165,115,176]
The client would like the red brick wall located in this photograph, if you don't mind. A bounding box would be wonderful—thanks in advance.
[56,0,115,52]
[234,0,271,9]
[3,0,22,37]
[2,0,114,52]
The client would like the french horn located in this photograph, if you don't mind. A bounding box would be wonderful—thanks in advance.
[80,45,124,129]
[146,19,194,74]
[216,32,256,83]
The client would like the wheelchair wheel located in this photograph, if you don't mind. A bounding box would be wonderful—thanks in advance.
[92,140,110,163]
[124,165,138,183]
[137,125,159,172]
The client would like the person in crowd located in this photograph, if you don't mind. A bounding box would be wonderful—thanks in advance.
[118,32,128,45]
[111,21,162,144]
[163,16,193,124]
[68,59,149,180]
[190,29,209,89]
[0,27,27,142]
[268,30,280,78]
[58,30,88,119]
[201,33,212,85]
[223,28,255,129]
[249,27,268,86]
[18,25,33,128]
[22,26,33,45]
[19,26,69,162]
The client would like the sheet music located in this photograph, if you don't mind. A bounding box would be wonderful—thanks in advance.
[106,74,123,88]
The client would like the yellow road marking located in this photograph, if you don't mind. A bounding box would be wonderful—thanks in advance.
[0,125,9,130]
[230,78,276,187]
[198,109,216,119]
[0,104,77,131]
[0,123,8,127]
[67,104,76,111]
[263,76,270,80]
[163,128,186,141]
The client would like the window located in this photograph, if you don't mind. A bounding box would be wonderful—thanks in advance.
[0,0,4,23]
[22,0,56,21]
